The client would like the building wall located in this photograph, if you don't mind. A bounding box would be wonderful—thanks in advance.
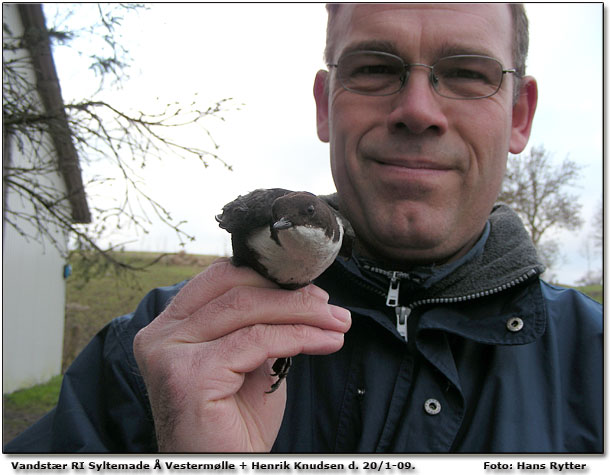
[2,3,70,393]
[2,206,68,393]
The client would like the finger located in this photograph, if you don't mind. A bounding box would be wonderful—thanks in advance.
[163,259,283,321]
[221,323,345,372]
[200,324,345,399]
[177,284,350,343]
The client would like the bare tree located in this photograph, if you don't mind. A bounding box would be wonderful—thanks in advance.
[576,200,603,286]
[498,145,583,270]
[590,200,603,252]
[3,4,237,278]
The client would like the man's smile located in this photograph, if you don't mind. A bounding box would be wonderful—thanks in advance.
[365,154,458,187]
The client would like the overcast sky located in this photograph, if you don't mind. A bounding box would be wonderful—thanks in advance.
[45,3,603,285]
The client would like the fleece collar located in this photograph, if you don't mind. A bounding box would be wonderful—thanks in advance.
[424,204,546,300]
[328,204,547,347]
[335,204,545,303]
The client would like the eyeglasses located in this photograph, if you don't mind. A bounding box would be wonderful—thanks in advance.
[328,50,517,100]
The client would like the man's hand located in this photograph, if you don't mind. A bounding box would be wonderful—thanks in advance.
[133,258,351,452]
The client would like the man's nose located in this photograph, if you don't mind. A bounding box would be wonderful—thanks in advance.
[386,67,449,135]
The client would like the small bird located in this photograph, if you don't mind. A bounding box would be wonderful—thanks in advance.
[216,188,352,392]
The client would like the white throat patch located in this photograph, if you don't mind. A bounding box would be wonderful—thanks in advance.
[248,217,343,286]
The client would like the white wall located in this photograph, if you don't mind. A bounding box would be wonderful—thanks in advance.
[2,4,70,393]
[2,213,68,393]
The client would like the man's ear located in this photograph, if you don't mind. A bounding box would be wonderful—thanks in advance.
[314,69,330,143]
[509,76,538,154]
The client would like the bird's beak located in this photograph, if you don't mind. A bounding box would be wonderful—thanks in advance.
[273,217,293,230]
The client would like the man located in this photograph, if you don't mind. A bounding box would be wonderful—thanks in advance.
[5,4,602,453]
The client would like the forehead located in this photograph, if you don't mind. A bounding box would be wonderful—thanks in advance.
[328,4,513,62]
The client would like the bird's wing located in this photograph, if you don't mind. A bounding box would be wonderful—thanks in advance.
[216,188,293,233]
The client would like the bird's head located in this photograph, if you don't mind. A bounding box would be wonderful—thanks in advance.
[270,192,334,236]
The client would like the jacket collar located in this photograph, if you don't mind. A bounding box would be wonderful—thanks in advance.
[329,204,547,345]
[348,219,490,297]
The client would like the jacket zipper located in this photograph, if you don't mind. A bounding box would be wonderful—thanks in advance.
[361,265,541,342]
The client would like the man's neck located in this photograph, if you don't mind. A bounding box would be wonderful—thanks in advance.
[353,222,490,273]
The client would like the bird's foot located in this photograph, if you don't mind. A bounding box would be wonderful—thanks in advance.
[266,357,292,393]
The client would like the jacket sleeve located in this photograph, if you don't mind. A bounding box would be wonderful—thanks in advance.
[4,282,186,453]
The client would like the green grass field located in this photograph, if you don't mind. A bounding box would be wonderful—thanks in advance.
[61,251,218,371]
[2,251,603,445]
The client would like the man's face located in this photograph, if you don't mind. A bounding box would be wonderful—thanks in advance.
[315,4,536,266]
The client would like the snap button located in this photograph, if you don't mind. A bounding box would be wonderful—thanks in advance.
[506,316,524,332]
[424,398,441,415]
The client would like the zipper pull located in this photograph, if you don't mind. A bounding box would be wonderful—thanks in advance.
[386,272,400,307]
[396,306,411,341]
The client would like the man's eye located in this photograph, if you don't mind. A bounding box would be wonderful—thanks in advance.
[440,68,490,83]
[356,64,394,74]
[351,64,396,76]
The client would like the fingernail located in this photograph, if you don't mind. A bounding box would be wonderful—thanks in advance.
[329,305,351,323]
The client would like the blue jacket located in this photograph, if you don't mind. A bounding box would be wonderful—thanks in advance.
[5,206,602,453]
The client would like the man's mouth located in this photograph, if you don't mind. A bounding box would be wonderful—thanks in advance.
[369,156,456,178]
[373,157,452,170]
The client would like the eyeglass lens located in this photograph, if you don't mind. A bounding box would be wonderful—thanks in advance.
[336,51,505,99]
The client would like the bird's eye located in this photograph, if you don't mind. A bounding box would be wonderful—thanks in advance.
[306,204,315,215]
